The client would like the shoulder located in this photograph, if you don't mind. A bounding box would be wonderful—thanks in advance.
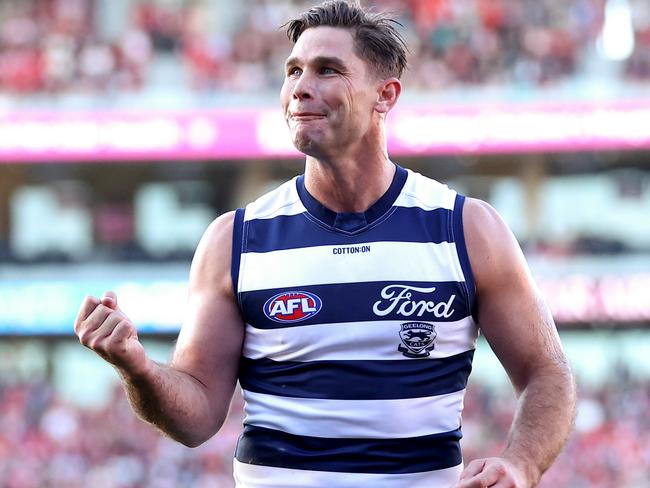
[462,197,510,243]
[199,211,236,253]
[462,198,529,291]
[190,211,237,298]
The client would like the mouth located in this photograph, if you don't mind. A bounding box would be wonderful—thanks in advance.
[290,112,326,121]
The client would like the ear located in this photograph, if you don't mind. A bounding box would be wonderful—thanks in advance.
[374,78,401,114]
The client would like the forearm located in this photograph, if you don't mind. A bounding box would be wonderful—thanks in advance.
[117,359,226,447]
[502,362,576,486]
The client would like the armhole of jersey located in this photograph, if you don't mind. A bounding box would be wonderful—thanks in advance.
[452,194,477,318]
[231,207,245,306]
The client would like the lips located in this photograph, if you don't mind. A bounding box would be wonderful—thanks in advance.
[290,112,326,120]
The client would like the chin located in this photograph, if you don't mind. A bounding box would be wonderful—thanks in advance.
[292,133,323,157]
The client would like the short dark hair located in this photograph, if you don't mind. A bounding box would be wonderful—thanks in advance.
[284,0,408,79]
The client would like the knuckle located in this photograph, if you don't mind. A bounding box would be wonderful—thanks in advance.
[109,320,130,341]
[114,319,131,333]
[78,318,93,334]
[78,330,89,345]
[78,328,95,345]
[105,329,123,347]
[90,339,106,354]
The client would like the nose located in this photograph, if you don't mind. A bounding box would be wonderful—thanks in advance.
[292,72,313,101]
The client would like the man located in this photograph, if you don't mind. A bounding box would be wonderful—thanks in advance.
[74,1,576,487]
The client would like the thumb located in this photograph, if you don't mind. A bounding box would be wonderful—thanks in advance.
[101,291,119,310]
[459,458,486,480]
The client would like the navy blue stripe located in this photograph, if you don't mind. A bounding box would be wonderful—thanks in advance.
[231,208,245,303]
[296,164,408,232]
[245,206,453,253]
[239,350,473,400]
[241,281,469,329]
[235,424,462,474]
[452,195,476,318]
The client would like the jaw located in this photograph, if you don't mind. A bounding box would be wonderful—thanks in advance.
[290,121,328,157]
[289,111,377,161]
[293,134,326,159]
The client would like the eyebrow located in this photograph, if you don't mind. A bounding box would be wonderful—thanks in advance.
[284,55,348,71]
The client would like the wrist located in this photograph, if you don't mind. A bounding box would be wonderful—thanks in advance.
[501,451,542,488]
[116,355,154,383]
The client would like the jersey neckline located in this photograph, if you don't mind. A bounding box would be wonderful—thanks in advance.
[295,164,408,233]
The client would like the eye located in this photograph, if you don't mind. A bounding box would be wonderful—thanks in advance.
[287,67,302,77]
[320,67,337,75]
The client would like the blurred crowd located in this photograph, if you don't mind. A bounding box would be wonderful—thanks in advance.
[0,0,150,94]
[2,0,650,96]
[1,370,649,487]
[0,381,244,488]
[463,372,650,488]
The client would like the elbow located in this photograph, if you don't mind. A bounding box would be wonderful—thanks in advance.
[178,435,207,449]
[173,415,227,448]
[515,358,576,399]
[554,357,577,397]
[172,429,215,448]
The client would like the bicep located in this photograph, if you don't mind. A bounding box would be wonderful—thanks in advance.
[464,199,566,393]
[171,212,244,410]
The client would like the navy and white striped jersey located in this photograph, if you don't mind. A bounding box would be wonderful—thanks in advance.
[231,164,479,487]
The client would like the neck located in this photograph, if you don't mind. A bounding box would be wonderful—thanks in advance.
[303,129,395,213]
[304,155,395,213]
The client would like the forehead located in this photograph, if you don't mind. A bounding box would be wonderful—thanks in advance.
[288,26,364,67]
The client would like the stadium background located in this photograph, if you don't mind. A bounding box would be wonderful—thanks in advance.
[1,0,649,486]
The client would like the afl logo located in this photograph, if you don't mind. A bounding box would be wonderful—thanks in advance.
[264,291,322,323]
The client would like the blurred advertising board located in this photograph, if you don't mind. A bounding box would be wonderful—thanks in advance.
[537,274,650,325]
[2,100,650,162]
[0,265,188,335]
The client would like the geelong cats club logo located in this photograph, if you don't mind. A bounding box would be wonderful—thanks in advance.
[263,291,322,323]
[398,322,437,358]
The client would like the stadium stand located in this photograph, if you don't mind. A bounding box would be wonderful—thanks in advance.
[0,0,640,96]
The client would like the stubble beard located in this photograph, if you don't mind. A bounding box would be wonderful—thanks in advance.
[292,126,327,159]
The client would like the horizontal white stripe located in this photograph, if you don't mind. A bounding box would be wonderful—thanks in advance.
[242,389,464,439]
[243,317,478,362]
[238,241,465,292]
[233,458,463,488]
[394,171,456,211]
[244,178,305,222]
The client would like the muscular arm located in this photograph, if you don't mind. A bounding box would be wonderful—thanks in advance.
[76,211,244,448]
[458,199,576,487]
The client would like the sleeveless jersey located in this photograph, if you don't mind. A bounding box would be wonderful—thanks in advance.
[231,165,479,488]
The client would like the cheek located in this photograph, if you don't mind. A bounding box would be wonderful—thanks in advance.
[341,92,367,125]
[326,91,353,122]
[280,81,292,107]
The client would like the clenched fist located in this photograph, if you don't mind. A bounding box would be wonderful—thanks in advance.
[74,291,148,375]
